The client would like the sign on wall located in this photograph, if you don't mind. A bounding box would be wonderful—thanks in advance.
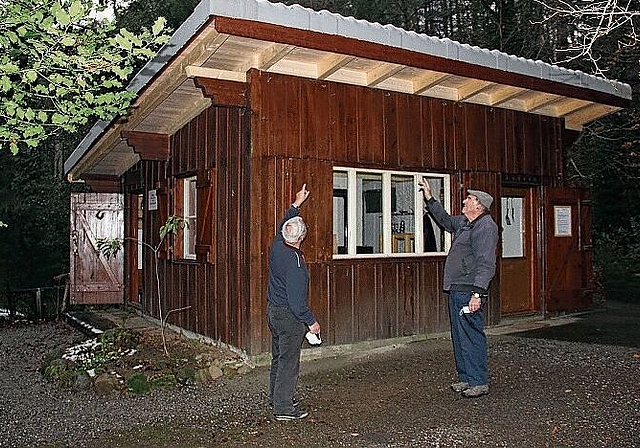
[147,189,158,211]
[554,206,572,237]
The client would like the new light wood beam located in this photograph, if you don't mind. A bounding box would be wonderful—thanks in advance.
[413,72,450,94]
[130,27,229,126]
[66,23,234,177]
[254,43,296,70]
[165,96,212,135]
[553,98,590,117]
[366,63,404,86]
[317,54,356,79]
[527,95,565,113]
[489,87,527,106]
[565,103,619,130]
[457,80,493,101]
[190,30,231,67]
[185,66,247,82]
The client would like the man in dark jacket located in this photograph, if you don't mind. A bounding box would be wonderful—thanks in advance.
[267,183,321,420]
[418,178,498,398]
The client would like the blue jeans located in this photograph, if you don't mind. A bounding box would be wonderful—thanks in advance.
[267,302,306,414]
[448,290,488,386]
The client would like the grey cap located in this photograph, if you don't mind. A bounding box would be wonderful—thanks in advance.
[467,189,493,209]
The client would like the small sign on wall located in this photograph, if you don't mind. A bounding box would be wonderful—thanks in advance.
[554,206,572,237]
[148,189,158,211]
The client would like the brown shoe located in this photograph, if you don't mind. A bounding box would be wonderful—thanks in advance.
[461,385,489,398]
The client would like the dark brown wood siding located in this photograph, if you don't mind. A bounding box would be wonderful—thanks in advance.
[125,69,570,356]
[124,105,250,350]
[248,70,566,354]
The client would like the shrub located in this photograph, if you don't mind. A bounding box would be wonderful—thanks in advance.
[42,358,78,389]
[126,373,150,394]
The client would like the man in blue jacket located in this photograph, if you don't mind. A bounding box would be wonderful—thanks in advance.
[267,183,321,420]
[418,178,498,398]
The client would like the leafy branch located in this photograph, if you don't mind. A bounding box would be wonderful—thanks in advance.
[0,0,171,154]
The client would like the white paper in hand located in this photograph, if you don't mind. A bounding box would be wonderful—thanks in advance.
[305,331,322,345]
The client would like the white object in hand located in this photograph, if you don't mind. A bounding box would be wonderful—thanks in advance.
[459,306,471,316]
[305,331,322,345]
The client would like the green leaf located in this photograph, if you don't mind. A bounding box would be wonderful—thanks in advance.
[25,138,39,148]
[38,111,47,122]
[1,63,20,74]
[0,76,11,92]
[152,17,167,36]
[52,113,67,124]
[68,1,85,20]
[115,34,133,51]
[6,31,18,44]
[120,29,142,47]
[24,70,37,83]
[62,36,76,46]
[55,8,71,27]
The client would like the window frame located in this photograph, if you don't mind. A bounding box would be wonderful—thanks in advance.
[182,176,197,260]
[333,167,451,259]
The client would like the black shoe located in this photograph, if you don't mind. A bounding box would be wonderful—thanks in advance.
[274,409,309,421]
[269,400,299,408]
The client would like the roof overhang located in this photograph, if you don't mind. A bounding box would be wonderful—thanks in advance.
[65,0,632,182]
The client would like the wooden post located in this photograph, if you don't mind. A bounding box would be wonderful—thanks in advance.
[35,288,42,319]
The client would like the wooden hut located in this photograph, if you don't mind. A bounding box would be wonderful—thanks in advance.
[64,0,631,356]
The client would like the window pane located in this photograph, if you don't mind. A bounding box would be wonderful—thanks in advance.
[391,174,415,253]
[421,176,445,252]
[185,178,197,258]
[358,172,382,254]
[333,172,348,254]
[501,197,523,257]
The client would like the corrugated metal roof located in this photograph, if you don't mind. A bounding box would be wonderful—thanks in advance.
[65,0,632,177]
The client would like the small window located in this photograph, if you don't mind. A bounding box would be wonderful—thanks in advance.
[502,196,524,258]
[333,168,450,258]
[183,176,197,260]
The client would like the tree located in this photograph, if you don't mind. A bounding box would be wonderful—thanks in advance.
[0,0,170,155]
[534,0,640,76]
[0,139,76,294]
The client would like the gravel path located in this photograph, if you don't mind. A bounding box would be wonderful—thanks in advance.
[1,303,639,448]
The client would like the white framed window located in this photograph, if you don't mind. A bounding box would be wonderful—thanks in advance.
[333,168,450,258]
[183,176,197,260]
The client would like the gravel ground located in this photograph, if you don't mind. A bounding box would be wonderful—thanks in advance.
[1,302,639,448]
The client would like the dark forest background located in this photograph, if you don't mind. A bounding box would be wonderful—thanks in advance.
[1,0,638,316]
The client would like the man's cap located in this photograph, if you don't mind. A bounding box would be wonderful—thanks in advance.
[467,189,493,209]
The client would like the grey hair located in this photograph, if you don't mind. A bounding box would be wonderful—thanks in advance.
[282,216,307,243]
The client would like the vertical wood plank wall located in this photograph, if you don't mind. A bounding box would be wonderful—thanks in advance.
[248,70,565,355]
[125,106,251,350]
[124,70,567,356]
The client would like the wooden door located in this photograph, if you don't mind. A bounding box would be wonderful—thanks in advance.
[70,193,124,304]
[543,187,593,312]
[500,187,538,314]
[125,193,144,304]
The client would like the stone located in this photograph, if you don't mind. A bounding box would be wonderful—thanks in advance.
[93,373,121,396]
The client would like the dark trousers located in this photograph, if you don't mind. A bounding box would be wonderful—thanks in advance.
[448,290,488,386]
[267,302,306,414]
